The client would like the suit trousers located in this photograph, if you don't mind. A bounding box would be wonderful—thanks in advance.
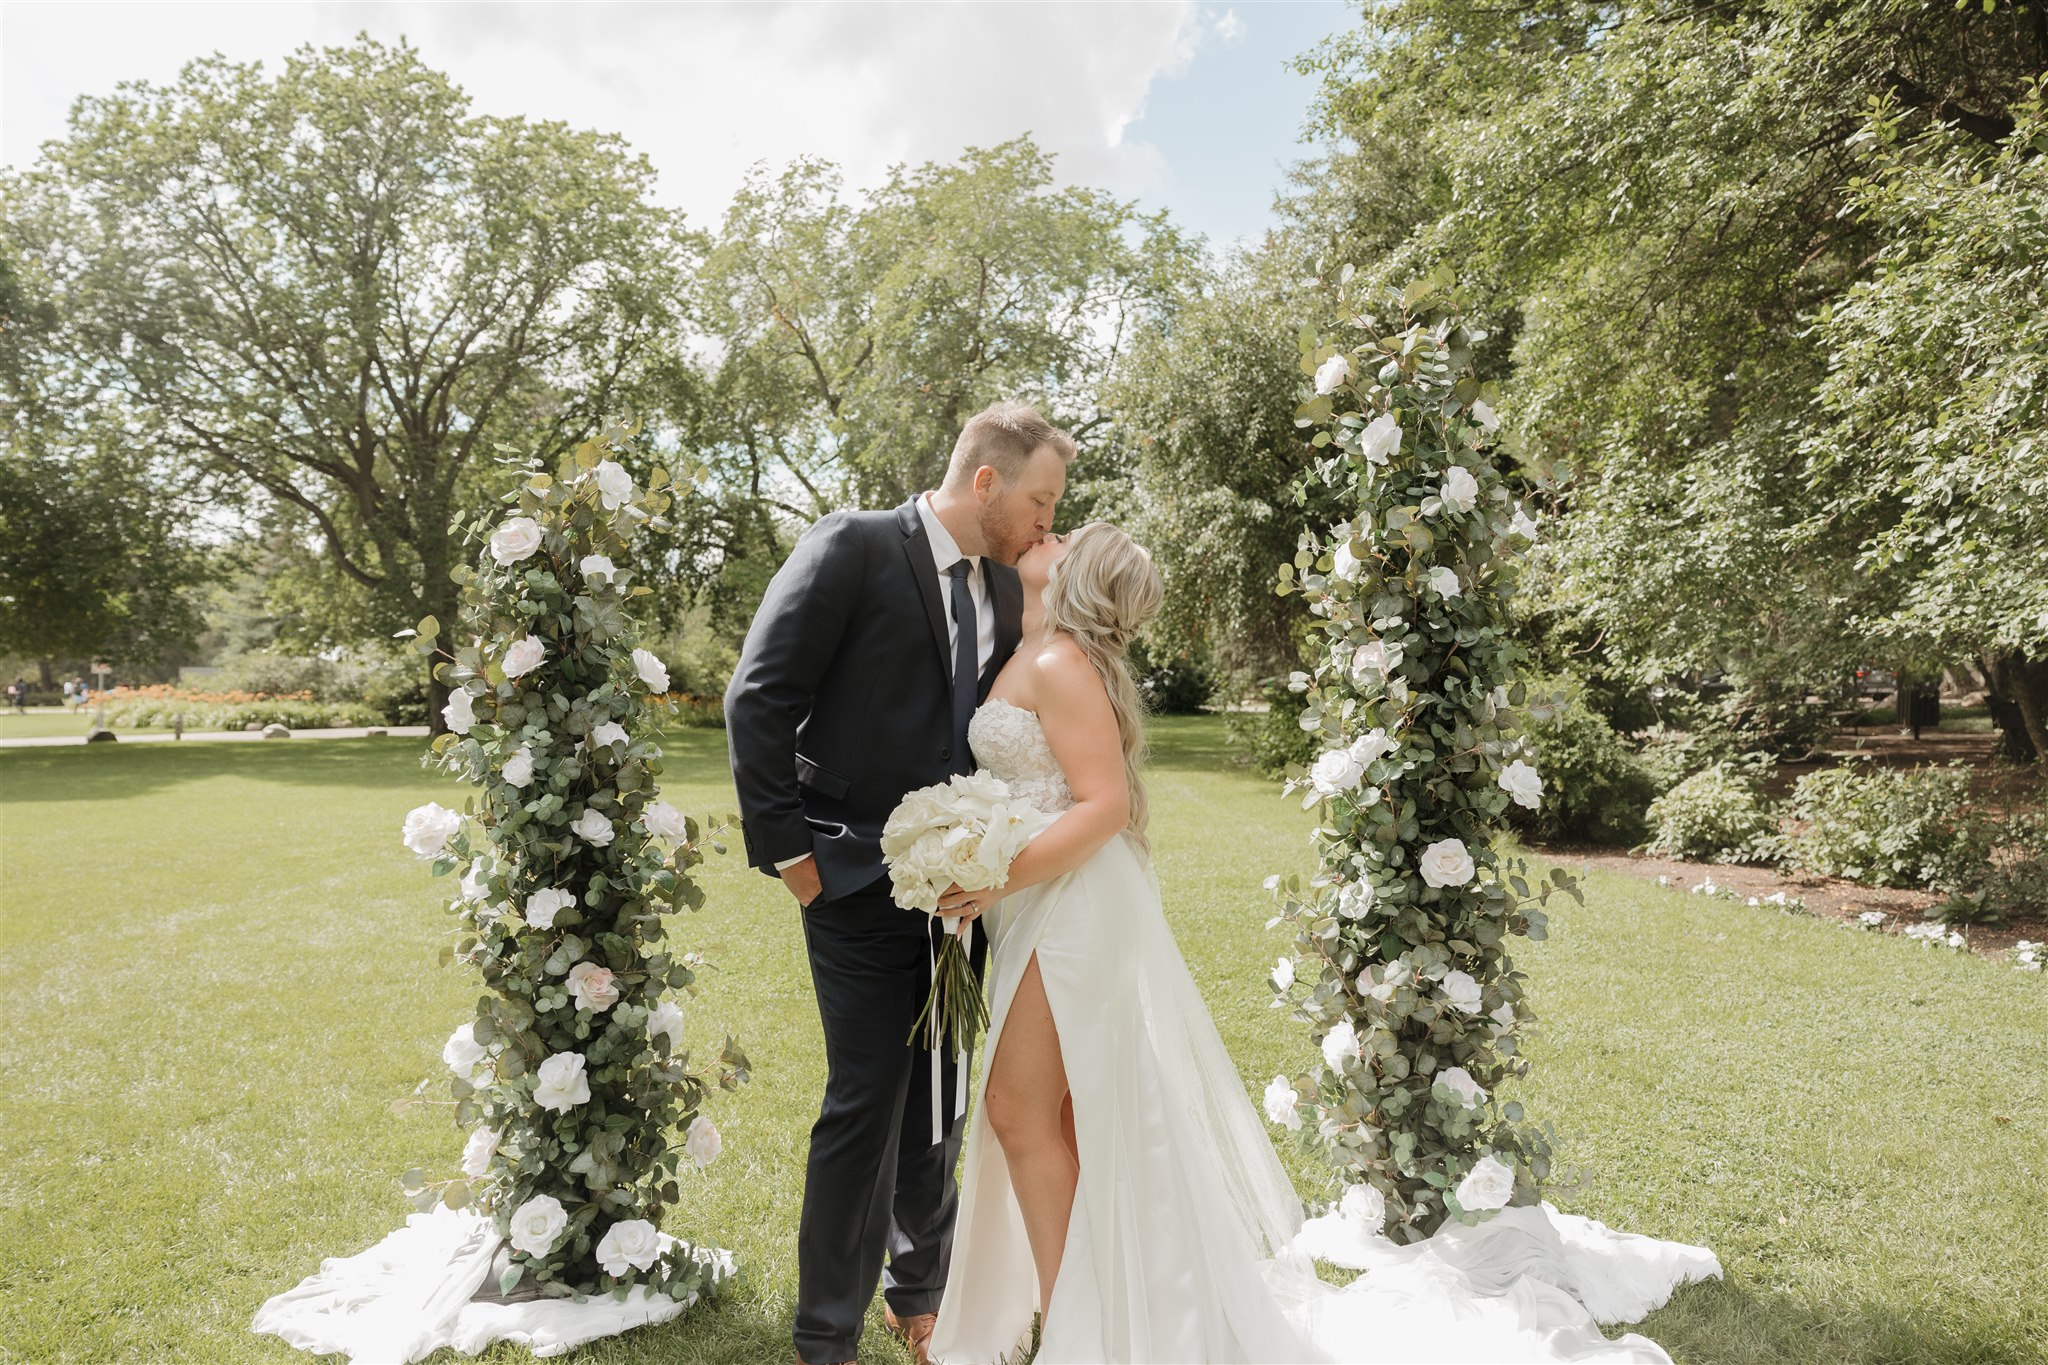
[794,875,981,1363]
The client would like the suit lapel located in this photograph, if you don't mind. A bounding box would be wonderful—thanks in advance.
[896,499,953,682]
[980,560,1023,701]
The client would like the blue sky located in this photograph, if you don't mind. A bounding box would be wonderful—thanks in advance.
[1126,1,1354,243]
[1,2,1358,248]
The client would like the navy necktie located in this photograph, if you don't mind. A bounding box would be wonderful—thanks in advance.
[948,558,977,775]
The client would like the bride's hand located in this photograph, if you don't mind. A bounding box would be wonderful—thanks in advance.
[936,883,1001,923]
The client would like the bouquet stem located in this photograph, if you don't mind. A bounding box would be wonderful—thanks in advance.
[908,920,987,1052]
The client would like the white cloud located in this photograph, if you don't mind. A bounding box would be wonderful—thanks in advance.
[1211,7,1247,43]
[2,1,1207,231]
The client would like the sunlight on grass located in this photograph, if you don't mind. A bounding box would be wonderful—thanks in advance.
[1,718,2041,1363]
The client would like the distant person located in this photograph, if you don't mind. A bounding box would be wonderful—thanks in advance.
[8,679,24,714]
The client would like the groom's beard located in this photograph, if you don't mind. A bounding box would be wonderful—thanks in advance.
[978,497,1040,565]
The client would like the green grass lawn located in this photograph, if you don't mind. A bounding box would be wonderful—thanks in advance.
[1,718,2042,1364]
[0,707,96,740]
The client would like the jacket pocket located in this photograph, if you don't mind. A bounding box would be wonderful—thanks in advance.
[794,752,851,800]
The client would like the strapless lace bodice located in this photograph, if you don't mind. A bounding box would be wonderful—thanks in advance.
[968,698,1074,815]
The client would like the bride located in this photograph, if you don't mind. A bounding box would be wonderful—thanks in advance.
[923,522,1716,1365]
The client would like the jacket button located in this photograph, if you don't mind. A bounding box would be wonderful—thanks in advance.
[940,746,951,760]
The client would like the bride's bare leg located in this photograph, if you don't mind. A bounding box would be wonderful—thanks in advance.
[984,953,1076,1322]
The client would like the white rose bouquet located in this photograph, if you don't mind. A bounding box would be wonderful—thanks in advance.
[881,771,1051,1051]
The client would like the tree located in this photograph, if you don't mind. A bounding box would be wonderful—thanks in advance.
[1102,249,1343,683]
[691,139,1191,513]
[7,36,694,731]
[0,449,211,684]
[1802,85,2048,757]
[1286,0,2048,753]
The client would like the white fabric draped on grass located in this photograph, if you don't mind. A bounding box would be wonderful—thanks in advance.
[251,1207,732,1362]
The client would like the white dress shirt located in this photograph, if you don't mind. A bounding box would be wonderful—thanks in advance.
[915,491,997,681]
[775,494,996,873]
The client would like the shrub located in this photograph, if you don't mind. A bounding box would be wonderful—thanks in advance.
[85,684,382,731]
[1643,763,1780,862]
[1130,639,1216,715]
[655,694,726,729]
[1786,762,1988,892]
[1228,674,1318,777]
[1695,681,1837,763]
[1508,690,1659,846]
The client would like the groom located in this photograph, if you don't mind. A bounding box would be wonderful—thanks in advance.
[725,400,1074,1365]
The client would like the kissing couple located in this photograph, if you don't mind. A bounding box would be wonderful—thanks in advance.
[726,401,1708,1365]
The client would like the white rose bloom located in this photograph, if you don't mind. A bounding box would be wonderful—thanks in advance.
[570,806,616,848]
[461,1126,500,1179]
[1271,956,1295,992]
[592,459,634,510]
[567,960,620,1013]
[1340,1182,1387,1231]
[1350,641,1397,687]
[1419,838,1476,888]
[684,1114,722,1168]
[533,1052,591,1113]
[1508,507,1540,542]
[595,1218,663,1278]
[523,886,576,930]
[643,800,690,841]
[1310,747,1367,795]
[1455,1153,1516,1211]
[1349,728,1397,766]
[1469,399,1501,431]
[402,803,464,859]
[459,860,491,903]
[502,636,547,680]
[632,648,671,693]
[1263,1076,1302,1130]
[1359,412,1403,465]
[1434,1066,1486,1108]
[649,997,686,1051]
[1439,465,1480,513]
[501,746,535,788]
[1497,759,1544,810]
[1426,566,1462,599]
[1314,352,1351,395]
[1441,969,1483,1014]
[508,1194,568,1258]
[1338,881,1375,920]
[580,553,617,583]
[489,516,543,566]
[442,1022,489,1083]
[1320,1019,1359,1072]
[1332,541,1364,583]
[590,720,629,750]
[443,688,477,735]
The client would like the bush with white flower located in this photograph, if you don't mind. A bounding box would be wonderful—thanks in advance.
[397,421,747,1304]
[1263,273,1580,1243]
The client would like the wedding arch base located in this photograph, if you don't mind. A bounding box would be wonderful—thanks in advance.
[1277,1199,1720,1363]
[251,1208,734,1363]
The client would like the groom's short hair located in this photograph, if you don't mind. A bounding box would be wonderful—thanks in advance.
[944,400,1077,489]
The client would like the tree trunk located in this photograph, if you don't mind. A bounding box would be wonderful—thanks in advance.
[37,658,53,689]
[1983,652,2046,763]
[421,576,460,738]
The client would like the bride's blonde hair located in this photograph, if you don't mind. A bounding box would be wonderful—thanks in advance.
[1041,522,1164,851]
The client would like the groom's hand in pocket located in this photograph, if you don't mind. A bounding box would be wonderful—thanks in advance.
[779,855,823,910]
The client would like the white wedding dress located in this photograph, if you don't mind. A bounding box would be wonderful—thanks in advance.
[928,699,1720,1365]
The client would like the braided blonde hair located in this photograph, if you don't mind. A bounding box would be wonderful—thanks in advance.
[1041,522,1164,852]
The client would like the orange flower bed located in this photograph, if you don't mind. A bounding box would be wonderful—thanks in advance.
[86,684,316,705]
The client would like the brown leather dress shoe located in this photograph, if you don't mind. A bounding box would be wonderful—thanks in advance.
[883,1304,938,1365]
